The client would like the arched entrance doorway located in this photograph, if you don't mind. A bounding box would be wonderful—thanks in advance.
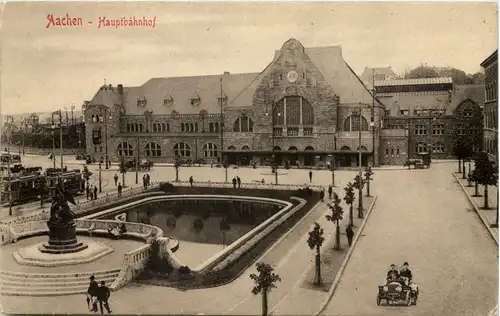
[240,146,251,166]
[304,146,314,166]
[273,146,283,165]
[288,146,298,166]
[340,146,352,167]
[227,146,237,165]
[356,146,369,166]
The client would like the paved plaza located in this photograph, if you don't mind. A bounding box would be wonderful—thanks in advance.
[0,157,497,315]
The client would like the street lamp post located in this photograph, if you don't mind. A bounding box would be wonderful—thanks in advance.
[220,72,229,182]
[135,137,139,185]
[265,100,280,185]
[102,107,112,169]
[6,133,12,216]
[99,156,102,193]
[357,103,363,211]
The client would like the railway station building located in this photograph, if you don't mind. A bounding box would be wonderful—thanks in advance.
[83,38,483,167]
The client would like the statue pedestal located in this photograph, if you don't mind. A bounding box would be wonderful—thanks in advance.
[39,220,88,254]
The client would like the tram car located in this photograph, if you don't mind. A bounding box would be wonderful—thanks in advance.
[1,168,85,205]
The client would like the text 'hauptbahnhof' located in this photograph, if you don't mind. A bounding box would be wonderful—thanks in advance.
[83,38,485,167]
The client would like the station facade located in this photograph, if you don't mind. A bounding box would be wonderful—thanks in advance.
[83,38,483,167]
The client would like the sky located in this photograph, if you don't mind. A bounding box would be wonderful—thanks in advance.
[0,1,497,115]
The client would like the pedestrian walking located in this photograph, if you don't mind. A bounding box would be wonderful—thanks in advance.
[117,183,122,198]
[93,186,98,200]
[232,177,237,188]
[189,176,194,187]
[113,174,118,186]
[296,160,300,169]
[86,185,90,200]
[319,189,325,202]
[97,281,112,314]
[142,175,147,189]
[309,170,313,183]
[328,185,333,200]
[237,176,241,188]
[86,275,98,312]
[346,225,354,247]
[146,174,151,186]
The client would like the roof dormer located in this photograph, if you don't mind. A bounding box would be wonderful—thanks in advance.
[137,96,147,108]
[218,90,228,106]
[164,94,174,107]
[190,92,201,106]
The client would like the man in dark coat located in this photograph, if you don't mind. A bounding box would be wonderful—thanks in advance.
[346,224,354,246]
[189,176,194,187]
[387,264,400,280]
[319,189,325,202]
[309,170,313,182]
[93,186,98,200]
[232,177,237,188]
[97,281,112,314]
[237,176,241,188]
[86,275,98,312]
[399,262,413,282]
[86,185,90,200]
[328,185,333,200]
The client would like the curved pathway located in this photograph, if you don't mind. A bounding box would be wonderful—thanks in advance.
[321,163,498,316]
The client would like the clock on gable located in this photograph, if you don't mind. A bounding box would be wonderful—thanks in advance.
[287,70,298,83]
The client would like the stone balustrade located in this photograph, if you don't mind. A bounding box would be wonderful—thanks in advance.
[72,184,160,211]
[174,181,323,191]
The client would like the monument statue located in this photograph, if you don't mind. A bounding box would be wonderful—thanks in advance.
[39,179,88,254]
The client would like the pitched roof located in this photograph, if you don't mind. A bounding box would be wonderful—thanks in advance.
[375,77,452,87]
[89,40,379,114]
[359,66,397,82]
[230,45,377,108]
[451,84,484,107]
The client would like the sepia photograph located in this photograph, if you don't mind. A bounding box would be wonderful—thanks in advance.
[0,2,498,315]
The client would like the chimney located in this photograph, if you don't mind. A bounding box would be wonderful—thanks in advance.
[117,84,123,95]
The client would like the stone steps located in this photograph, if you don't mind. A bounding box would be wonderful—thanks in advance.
[0,269,120,296]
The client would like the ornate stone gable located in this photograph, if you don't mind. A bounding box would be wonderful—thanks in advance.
[252,38,339,133]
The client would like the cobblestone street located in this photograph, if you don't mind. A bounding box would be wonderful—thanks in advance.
[321,163,498,316]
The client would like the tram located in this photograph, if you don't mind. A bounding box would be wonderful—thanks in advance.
[0,168,85,205]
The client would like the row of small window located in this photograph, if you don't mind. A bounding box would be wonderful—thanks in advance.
[413,124,446,135]
[272,127,314,137]
[137,97,228,108]
[395,109,446,116]
[384,143,447,158]
[484,110,498,129]
[116,142,219,158]
[484,138,498,155]
[485,82,498,102]
[124,122,221,133]
[456,125,481,136]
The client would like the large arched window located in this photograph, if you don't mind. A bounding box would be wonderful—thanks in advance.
[233,117,254,132]
[117,142,133,157]
[203,143,218,158]
[340,146,351,151]
[273,96,314,125]
[344,115,369,132]
[174,142,191,157]
[241,146,251,151]
[227,146,236,150]
[145,142,161,157]
[357,146,368,151]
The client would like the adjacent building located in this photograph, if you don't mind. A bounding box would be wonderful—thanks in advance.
[379,79,483,165]
[481,50,498,163]
[359,66,398,87]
